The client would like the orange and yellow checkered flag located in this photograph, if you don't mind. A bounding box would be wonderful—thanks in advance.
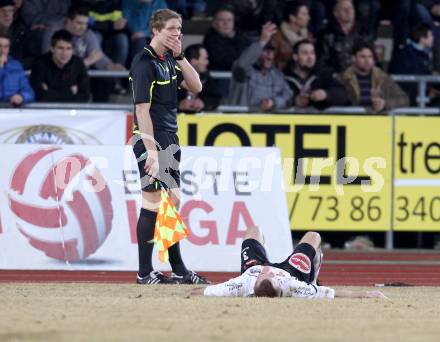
[153,189,189,263]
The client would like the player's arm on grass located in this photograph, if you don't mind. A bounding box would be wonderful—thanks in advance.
[281,278,336,299]
[282,278,389,300]
[190,274,250,297]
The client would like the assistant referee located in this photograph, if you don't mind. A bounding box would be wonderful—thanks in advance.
[129,9,208,285]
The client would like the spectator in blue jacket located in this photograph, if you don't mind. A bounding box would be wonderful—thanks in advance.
[0,32,34,106]
[122,0,168,59]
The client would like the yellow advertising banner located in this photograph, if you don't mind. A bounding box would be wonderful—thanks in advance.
[394,117,440,231]
[178,114,392,231]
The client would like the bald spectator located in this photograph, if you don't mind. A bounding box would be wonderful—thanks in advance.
[229,22,293,111]
[340,40,409,112]
[0,32,34,106]
[316,0,364,75]
[31,29,90,102]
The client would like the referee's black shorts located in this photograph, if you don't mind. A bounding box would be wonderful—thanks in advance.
[132,131,181,192]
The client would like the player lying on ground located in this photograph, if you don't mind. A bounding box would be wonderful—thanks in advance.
[190,226,388,299]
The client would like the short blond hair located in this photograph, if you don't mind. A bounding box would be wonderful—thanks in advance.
[150,8,182,33]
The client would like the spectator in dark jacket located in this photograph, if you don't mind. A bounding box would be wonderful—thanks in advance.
[20,0,72,64]
[389,23,433,105]
[42,6,126,102]
[285,39,348,110]
[203,7,250,71]
[0,32,34,106]
[0,0,34,68]
[226,0,282,37]
[31,29,90,102]
[178,44,222,113]
[316,0,364,75]
[177,44,222,113]
[340,40,409,112]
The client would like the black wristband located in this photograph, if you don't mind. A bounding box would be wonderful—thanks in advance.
[175,52,185,60]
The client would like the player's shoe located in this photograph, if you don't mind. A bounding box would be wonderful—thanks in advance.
[171,271,211,284]
[136,271,177,285]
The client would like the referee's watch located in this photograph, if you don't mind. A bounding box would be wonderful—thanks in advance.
[175,52,185,60]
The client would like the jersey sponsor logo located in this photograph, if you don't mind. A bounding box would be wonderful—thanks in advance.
[288,253,311,274]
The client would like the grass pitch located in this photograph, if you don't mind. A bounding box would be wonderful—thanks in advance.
[0,283,439,342]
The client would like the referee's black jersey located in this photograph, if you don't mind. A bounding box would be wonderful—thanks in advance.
[129,45,184,133]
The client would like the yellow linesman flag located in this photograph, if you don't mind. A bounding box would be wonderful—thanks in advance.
[153,189,189,263]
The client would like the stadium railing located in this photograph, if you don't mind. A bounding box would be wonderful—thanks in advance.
[22,70,440,108]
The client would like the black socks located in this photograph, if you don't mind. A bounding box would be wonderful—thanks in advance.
[137,208,188,277]
[137,208,156,278]
[169,242,188,276]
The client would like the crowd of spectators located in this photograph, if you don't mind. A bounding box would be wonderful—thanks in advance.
[1,0,440,110]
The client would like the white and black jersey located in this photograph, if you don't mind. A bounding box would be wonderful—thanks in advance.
[203,265,335,299]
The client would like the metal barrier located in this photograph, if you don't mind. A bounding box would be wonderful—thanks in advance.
[22,69,440,108]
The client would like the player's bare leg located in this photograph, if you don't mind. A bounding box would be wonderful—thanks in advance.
[298,232,323,284]
[244,225,265,245]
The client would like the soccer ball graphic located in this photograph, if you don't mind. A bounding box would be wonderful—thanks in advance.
[8,147,114,261]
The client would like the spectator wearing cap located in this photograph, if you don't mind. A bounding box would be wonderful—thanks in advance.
[30,29,90,102]
[285,39,348,110]
[0,31,35,106]
[177,44,222,113]
[229,22,293,111]
[271,1,313,70]
[340,40,409,112]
